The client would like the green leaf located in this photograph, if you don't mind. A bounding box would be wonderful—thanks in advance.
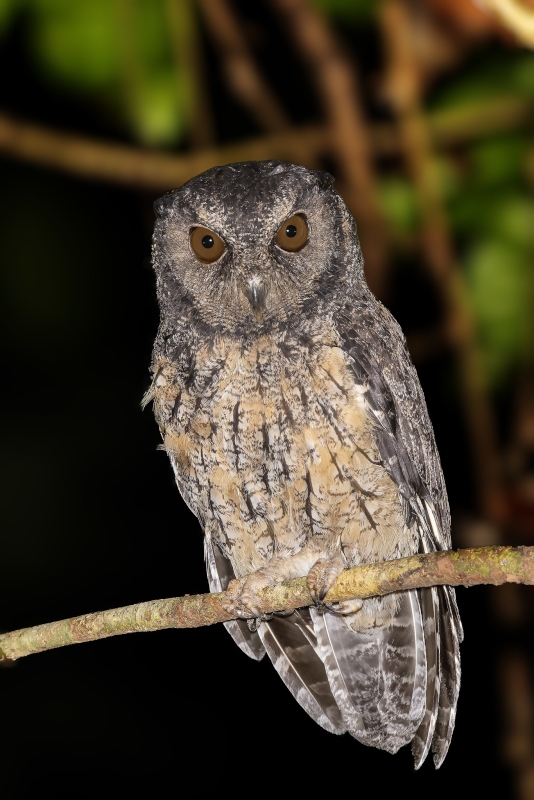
[28,0,120,90]
[466,238,530,386]
[311,0,376,22]
[430,52,534,112]
[378,177,419,233]
[118,0,184,146]
[469,135,528,189]
[128,69,184,146]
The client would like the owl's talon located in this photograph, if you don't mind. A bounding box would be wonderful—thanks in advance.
[324,598,364,615]
[221,571,280,620]
[307,556,346,605]
[247,610,274,631]
[221,578,254,618]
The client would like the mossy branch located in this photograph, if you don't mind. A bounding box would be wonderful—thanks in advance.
[1,545,533,664]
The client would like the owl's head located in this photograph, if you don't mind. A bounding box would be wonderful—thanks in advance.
[152,161,364,335]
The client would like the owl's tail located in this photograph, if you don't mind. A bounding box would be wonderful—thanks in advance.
[311,591,427,754]
[205,530,461,767]
[260,583,460,766]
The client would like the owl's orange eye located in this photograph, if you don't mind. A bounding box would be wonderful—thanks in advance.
[275,214,309,252]
[190,226,226,263]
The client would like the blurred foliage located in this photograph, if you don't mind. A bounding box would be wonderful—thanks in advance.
[379,177,420,235]
[429,51,534,109]
[0,0,189,145]
[312,0,376,21]
[0,0,531,389]
[450,131,531,387]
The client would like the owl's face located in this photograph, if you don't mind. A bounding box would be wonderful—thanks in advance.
[152,161,363,335]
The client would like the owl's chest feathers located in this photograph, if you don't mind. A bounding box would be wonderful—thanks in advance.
[155,333,406,576]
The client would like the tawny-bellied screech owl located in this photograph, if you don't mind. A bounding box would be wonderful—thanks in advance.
[146,161,462,767]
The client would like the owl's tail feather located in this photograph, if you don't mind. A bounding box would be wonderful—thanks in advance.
[411,587,440,768]
[258,611,347,735]
[430,585,462,768]
[204,534,266,661]
[310,590,427,755]
[205,532,346,731]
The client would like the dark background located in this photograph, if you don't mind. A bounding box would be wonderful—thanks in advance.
[1,1,533,798]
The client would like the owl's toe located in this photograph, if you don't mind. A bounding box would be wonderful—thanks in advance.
[221,577,252,619]
[221,570,277,620]
[324,598,363,615]
[307,555,346,605]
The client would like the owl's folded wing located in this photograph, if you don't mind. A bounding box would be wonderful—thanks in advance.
[205,529,266,661]
[205,529,346,734]
[339,293,462,767]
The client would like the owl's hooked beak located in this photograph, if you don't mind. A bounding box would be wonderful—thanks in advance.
[244,277,266,321]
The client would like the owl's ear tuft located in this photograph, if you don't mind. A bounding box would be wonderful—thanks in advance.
[154,190,177,220]
[317,170,335,188]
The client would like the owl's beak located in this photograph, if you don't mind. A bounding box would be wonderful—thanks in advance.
[244,277,266,321]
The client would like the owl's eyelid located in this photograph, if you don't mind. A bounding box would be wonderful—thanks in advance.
[189,223,226,241]
[280,211,308,226]
[276,211,310,236]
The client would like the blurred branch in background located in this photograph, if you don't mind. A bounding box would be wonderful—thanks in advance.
[197,0,289,134]
[0,112,326,189]
[497,609,534,798]
[379,0,503,522]
[0,95,529,191]
[165,0,214,147]
[273,0,388,298]
[480,0,534,46]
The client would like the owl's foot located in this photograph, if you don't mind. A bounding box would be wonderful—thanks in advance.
[307,556,362,615]
[221,567,278,621]
[307,555,345,604]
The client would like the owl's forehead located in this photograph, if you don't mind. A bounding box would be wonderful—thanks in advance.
[174,161,328,237]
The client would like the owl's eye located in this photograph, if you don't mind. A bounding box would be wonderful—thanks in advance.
[275,214,309,252]
[190,226,226,263]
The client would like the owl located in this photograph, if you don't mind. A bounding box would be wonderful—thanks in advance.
[147,161,462,767]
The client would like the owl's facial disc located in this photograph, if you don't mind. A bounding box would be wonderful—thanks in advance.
[153,161,362,333]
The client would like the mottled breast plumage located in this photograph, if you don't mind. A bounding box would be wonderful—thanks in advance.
[152,318,410,584]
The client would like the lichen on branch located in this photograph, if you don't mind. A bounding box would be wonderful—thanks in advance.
[1,546,533,664]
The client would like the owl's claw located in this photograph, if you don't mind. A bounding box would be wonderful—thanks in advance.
[307,556,346,604]
[221,570,279,621]
[247,614,273,632]
[325,598,364,615]
[307,557,364,615]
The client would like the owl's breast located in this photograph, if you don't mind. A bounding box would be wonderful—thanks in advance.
[154,333,407,578]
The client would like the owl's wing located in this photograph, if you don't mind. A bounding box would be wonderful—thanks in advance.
[205,527,346,734]
[257,611,347,735]
[204,528,266,661]
[340,296,450,539]
[338,295,462,767]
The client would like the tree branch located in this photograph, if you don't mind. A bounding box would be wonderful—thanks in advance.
[0,96,530,191]
[1,546,533,664]
[198,0,290,133]
[274,0,388,298]
[379,1,504,522]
